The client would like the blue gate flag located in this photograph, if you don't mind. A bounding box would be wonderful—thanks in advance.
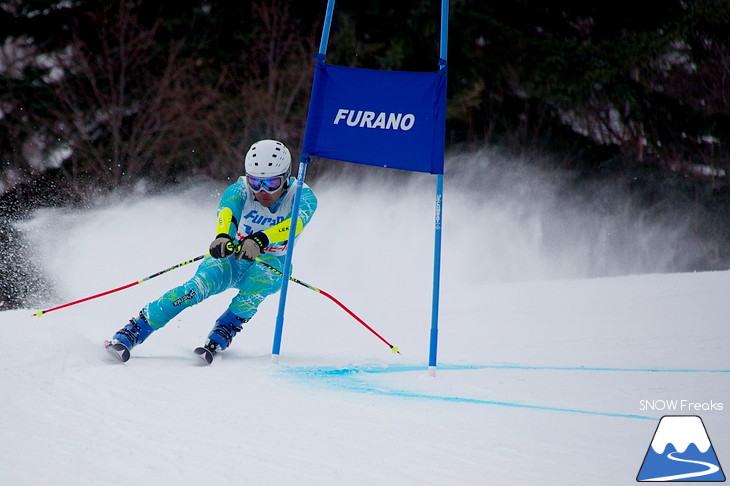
[302,62,447,175]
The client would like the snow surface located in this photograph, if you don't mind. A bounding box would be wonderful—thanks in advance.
[2,154,729,485]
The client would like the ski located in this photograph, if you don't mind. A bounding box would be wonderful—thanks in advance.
[104,340,130,363]
[194,346,214,365]
[104,340,215,365]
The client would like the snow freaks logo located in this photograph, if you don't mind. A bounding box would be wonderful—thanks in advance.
[637,415,725,482]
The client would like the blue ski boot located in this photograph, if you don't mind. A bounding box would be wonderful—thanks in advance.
[194,309,248,365]
[105,312,154,363]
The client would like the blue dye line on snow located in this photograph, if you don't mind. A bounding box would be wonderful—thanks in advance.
[281,363,729,421]
[321,363,730,374]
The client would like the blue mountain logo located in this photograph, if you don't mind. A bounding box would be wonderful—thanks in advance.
[637,415,725,482]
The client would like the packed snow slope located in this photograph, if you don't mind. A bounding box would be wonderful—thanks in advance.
[2,151,728,485]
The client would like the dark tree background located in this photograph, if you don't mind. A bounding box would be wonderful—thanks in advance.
[2,0,728,196]
[1,0,730,307]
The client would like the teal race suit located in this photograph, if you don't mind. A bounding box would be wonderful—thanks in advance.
[142,176,317,329]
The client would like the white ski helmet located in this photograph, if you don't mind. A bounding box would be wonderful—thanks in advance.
[244,139,291,178]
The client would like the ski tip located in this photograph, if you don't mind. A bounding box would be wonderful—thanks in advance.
[104,340,130,363]
[194,347,214,365]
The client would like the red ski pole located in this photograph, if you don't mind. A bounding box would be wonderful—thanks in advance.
[33,254,207,317]
[255,259,400,354]
[34,244,401,354]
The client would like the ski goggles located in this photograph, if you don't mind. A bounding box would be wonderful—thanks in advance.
[246,175,285,193]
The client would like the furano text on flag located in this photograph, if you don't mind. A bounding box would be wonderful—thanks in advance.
[333,109,416,131]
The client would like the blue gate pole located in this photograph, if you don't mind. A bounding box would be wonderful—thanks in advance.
[429,175,444,375]
[429,0,449,376]
[318,0,336,54]
[271,156,309,361]
[271,0,336,362]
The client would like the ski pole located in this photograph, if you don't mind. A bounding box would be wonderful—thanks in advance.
[34,243,400,353]
[231,239,398,352]
[33,254,207,317]
[254,259,400,354]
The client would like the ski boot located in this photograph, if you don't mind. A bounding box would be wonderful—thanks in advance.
[105,312,154,363]
[194,309,248,365]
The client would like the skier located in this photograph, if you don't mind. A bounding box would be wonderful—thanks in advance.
[106,139,317,364]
